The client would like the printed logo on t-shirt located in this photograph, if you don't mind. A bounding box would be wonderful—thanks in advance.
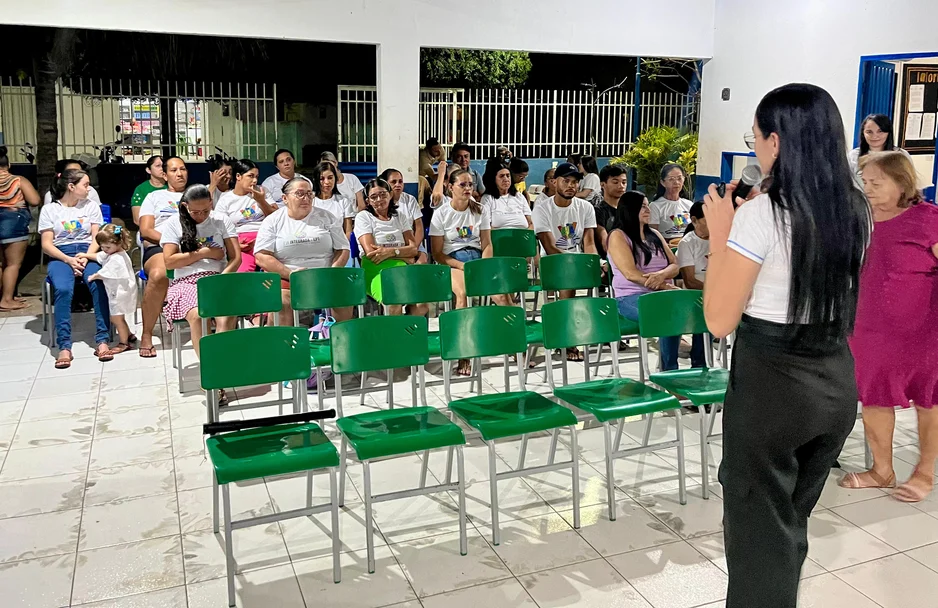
[160,200,179,214]
[238,204,264,223]
[556,222,578,248]
[456,225,474,240]
[196,235,221,248]
[669,213,690,232]
[287,226,321,245]
[61,219,84,235]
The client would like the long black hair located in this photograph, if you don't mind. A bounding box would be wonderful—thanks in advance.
[362,178,398,217]
[49,169,87,202]
[232,158,257,191]
[858,113,896,157]
[0,146,8,169]
[177,184,212,253]
[481,159,517,198]
[581,155,599,175]
[310,161,338,199]
[612,190,665,265]
[755,83,871,333]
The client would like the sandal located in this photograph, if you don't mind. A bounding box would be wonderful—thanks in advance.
[55,350,73,369]
[838,469,896,489]
[566,347,584,362]
[109,342,132,355]
[138,345,158,358]
[893,472,933,503]
[96,343,114,362]
[455,359,472,377]
[218,389,229,406]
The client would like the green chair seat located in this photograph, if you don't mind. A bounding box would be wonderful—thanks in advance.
[525,320,543,345]
[526,279,542,293]
[428,331,441,358]
[619,316,639,336]
[310,339,332,367]
[336,406,465,461]
[649,367,729,406]
[448,391,577,441]
[206,422,339,485]
[554,378,681,423]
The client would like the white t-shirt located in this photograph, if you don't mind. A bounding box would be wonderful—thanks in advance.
[38,199,103,247]
[676,230,709,282]
[650,197,694,239]
[429,201,491,255]
[580,173,601,195]
[482,192,532,230]
[315,196,355,223]
[214,191,267,234]
[354,210,410,249]
[336,173,364,208]
[396,193,422,228]
[139,189,184,241]
[726,194,792,323]
[159,211,237,280]
[211,187,228,208]
[254,207,350,271]
[531,196,597,252]
[261,173,313,208]
[43,185,101,206]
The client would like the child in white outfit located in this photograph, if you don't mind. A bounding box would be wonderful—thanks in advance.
[78,224,137,353]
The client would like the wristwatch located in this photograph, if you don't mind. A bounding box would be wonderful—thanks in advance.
[394,248,401,256]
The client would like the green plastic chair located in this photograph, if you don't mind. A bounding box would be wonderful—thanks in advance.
[289,267,367,410]
[173,272,282,395]
[539,252,603,293]
[201,327,341,607]
[541,297,687,520]
[331,316,469,574]
[637,289,728,499]
[436,306,580,545]
[490,228,543,316]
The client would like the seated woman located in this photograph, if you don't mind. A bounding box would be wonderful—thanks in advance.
[354,178,425,316]
[429,164,493,376]
[380,168,427,264]
[310,161,355,238]
[606,191,686,371]
[39,169,112,368]
[320,151,365,213]
[160,185,241,370]
[214,158,276,272]
[649,163,693,247]
[481,159,534,307]
[254,177,352,326]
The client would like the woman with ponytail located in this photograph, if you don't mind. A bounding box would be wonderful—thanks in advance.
[39,169,112,368]
[214,158,275,272]
[160,185,240,384]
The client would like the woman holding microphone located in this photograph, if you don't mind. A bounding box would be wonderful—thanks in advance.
[702,83,871,608]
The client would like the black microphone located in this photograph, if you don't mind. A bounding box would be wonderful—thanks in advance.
[717,165,763,205]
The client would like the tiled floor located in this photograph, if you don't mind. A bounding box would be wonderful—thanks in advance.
[1,313,938,607]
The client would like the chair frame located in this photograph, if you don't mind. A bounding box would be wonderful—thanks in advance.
[41,276,114,349]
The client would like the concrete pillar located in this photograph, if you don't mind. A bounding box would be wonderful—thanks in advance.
[376,40,420,181]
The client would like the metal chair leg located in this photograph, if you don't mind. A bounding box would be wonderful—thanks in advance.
[570,425,581,529]
[306,471,314,508]
[338,435,348,508]
[222,484,236,607]
[603,422,616,521]
[329,467,341,584]
[212,475,220,533]
[487,441,500,546]
[547,428,560,465]
[613,417,625,452]
[419,450,430,489]
[456,445,468,556]
[699,405,710,499]
[518,435,529,470]
[363,461,375,574]
[675,409,687,505]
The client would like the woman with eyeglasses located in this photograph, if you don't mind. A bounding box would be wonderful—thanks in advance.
[320,151,365,213]
[354,178,426,315]
[649,163,693,247]
[847,114,910,184]
[379,168,427,264]
[255,177,351,326]
[429,163,493,376]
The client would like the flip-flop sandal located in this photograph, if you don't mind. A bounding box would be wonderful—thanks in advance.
[109,343,132,355]
[893,473,933,503]
[566,348,584,362]
[55,352,73,369]
[138,346,158,358]
[455,360,472,377]
[838,470,896,489]
[96,344,114,362]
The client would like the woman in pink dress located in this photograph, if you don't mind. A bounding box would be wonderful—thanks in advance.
[840,151,938,502]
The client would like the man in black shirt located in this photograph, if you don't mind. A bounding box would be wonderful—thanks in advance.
[594,164,629,262]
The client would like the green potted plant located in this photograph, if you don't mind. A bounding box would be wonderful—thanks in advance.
[613,126,698,196]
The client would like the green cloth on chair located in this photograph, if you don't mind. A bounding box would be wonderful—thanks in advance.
[206,422,339,485]
[361,256,408,303]
[336,406,466,461]
[310,339,332,367]
[554,378,681,422]
[448,391,577,441]
[649,367,729,406]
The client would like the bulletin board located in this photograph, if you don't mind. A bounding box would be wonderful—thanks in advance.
[898,64,938,153]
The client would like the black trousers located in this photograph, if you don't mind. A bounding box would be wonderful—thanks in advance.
[720,316,857,608]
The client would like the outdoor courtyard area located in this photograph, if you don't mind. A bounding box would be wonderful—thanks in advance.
[1,313,938,608]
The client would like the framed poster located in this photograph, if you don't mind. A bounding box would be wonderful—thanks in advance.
[898,64,938,153]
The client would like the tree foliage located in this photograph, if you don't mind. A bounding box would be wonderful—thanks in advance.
[421,49,531,88]
[613,126,698,195]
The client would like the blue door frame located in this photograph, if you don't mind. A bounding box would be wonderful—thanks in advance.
[856,52,938,199]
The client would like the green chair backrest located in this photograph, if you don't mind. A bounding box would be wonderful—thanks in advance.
[464,256,529,297]
[539,253,603,291]
[380,264,453,306]
[637,289,707,338]
[330,316,430,374]
[541,297,620,350]
[290,267,366,311]
[491,229,538,258]
[438,306,527,361]
[196,272,282,318]
[200,326,310,390]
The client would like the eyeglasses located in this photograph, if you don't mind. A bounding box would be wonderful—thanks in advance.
[368,192,390,202]
[290,191,314,200]
[743,132,756,150]
[664,175,685,183]
[455,181,474,189]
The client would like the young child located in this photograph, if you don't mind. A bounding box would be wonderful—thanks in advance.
[78,224,137,353]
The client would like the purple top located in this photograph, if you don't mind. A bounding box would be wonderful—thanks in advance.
[608,229,672,297]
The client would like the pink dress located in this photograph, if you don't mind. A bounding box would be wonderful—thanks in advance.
[850,203,938,408]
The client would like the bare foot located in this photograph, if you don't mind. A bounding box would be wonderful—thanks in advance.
[0,299,27,311]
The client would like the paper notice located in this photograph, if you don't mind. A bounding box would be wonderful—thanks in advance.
[905,112,923,140]
[921,113,937,141]
[909,84,926,113]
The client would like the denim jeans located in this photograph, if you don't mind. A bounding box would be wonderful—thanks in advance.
[47,242,110,350]
[450,247,482,263]
[615,293,706,371]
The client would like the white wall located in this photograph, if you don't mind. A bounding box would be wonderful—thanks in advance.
[697,0,938,179]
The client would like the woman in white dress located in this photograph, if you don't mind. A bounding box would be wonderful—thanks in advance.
[847,113,911,184]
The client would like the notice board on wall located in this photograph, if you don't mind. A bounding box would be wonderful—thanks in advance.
[898,64,938,154]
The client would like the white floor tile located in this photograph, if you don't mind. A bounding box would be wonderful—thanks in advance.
[806,510,898,570]
[832,495,938,551]
[97,386,169,413]
[79,494,180,549]
[557,498,680,557]
[796,572,883,608]
[94,406,171,438]
[526,463,627,512]
[905,540,938,573]
[607,541,728,608]
[174,455,215,491]
[176,481,274,534]
[687,532,826,579]
[0,441,91,481]
[0,553,75,608]
[280,501,385,562]
[0,380,33,403]
[10,415,94,449]
[36,355,102,379]
[834,553,938,608]
[186,563,306,608]
[73,585,188,607]
[72,536,186,605]
[84,460,176,506]
[0,423,15,449]
[456,477,555,527]
[0,508,82,563]
[19,392,97,422]
[0,400,25,424]
[182,523,290,583]
[373,493,465,544]
[0,362,41,383]
[99,367,168,391]
[634,485,724,540]
[0,472,85,519]
[477,512,601,575]
[293,545,418,608]
[422,578,538,608]
[28,372,101,399]
[816,469,890,509]
[518,558,653,608]
[89,431,174,470]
